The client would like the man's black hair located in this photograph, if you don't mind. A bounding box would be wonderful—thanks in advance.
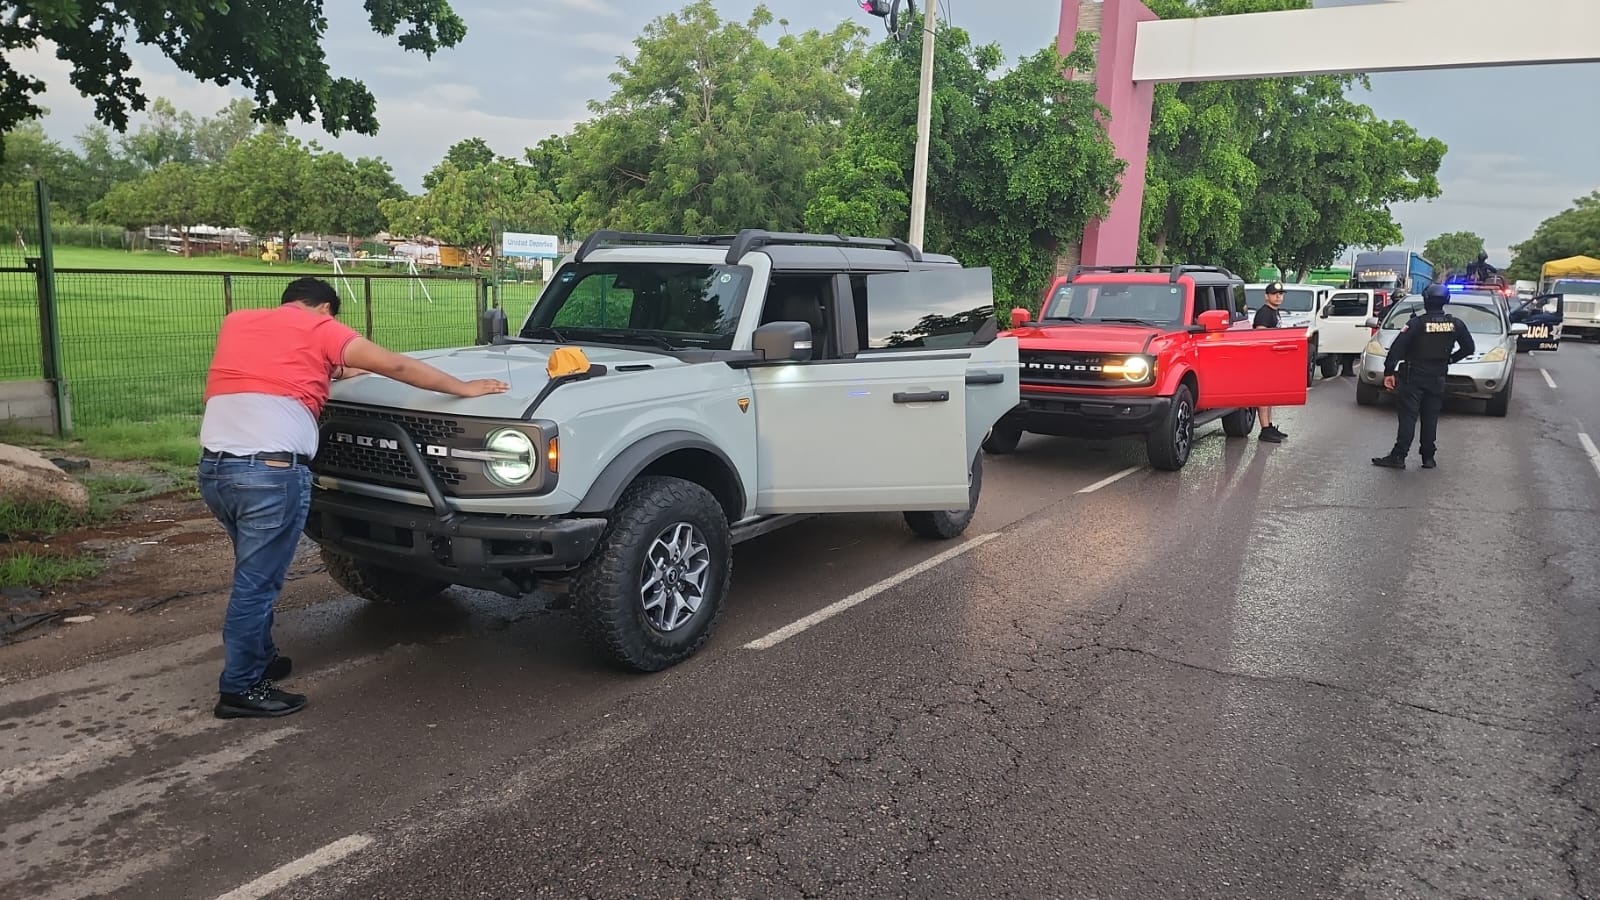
[282,276,341,316]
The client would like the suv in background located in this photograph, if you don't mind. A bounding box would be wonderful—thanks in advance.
[305,229,1019,672]
[1244,281,1332,384]
[989,264,1308,471]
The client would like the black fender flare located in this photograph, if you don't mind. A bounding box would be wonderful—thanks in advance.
[573,430,746,517]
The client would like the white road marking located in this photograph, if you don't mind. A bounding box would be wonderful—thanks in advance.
[1077,465,1144,494]
[1579,433,1600,481]
[214,834,374,900]
[1541,368,1558,389]
[744,533,1001,650]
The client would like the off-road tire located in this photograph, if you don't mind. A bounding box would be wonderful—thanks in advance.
[570,476,731,673]
[1319,356,1340,380]
[981,425,1022,455]
[1355,380,1380,406]
[1146,384,1196,472]
[1485,376,1512,417]
[903,452,983,540]
[1221,406,1256,438]
[321,547,448,605]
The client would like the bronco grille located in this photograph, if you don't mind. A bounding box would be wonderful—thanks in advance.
[1018,350,1134,387]
[315,405,469,491]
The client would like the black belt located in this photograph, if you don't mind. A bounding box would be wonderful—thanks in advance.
[202,449,312,467]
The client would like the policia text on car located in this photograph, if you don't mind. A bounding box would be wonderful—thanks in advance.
[1371,284,1475,470]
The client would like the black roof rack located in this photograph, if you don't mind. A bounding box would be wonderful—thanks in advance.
[722,229,923,265]
[573,230,741,263]
[1068,263,1237,283]
[572,229,927,265]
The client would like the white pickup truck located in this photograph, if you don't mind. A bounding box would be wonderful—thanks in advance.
[1317,289,1379,376]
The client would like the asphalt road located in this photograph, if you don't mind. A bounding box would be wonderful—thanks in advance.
[3,345,1598,900]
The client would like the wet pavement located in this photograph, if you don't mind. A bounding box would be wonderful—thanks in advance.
[2,348,1597,899]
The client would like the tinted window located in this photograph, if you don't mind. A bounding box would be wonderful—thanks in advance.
[523,262,750,350]
[1381,301,1504,335]
[858,268,997,350]
[1326,293,1371,317]
[1043,282,1187,326]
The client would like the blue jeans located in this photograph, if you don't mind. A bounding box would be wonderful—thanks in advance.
[198,456,312,694]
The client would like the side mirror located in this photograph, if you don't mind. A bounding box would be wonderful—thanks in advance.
[481,305,509,344]
[1364,316,1380,328]
[1509,323,1529,335]
[1319,306,1331,319]
[1010,308,1032,328]
[752,321,814,362]
[1197,309,1231,333]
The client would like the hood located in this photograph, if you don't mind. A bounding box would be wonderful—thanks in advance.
[327,342,680,420]
[1372,329,1503,365]
[1003,322,1163,354]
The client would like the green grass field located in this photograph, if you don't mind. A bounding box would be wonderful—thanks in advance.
[1,247,546,430]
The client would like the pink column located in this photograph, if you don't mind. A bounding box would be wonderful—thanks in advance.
[1058,0,1158,267]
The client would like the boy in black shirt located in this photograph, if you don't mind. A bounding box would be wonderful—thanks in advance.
[1253,283,1287,443]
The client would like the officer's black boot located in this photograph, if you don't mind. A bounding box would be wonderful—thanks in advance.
[1421,456,1436,469]
[1371,453,1406,469]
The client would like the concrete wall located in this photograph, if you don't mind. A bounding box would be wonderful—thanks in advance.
[0,381,68,435]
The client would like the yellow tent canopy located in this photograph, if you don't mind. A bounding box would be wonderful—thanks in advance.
[1541,255,1600,278]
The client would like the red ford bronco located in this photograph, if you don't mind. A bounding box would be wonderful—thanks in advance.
[987,264,1309,470]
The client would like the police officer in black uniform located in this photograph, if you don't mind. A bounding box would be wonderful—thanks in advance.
[1371,283,1475,469]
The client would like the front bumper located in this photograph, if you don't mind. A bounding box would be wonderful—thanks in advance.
[1357,353,1511,399]
[999,389,1171,438]
[305,489,607,594]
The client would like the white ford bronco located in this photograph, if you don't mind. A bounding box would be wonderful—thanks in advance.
[305,230,1020,671]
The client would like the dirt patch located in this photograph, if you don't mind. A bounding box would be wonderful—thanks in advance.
[2,460,332,647]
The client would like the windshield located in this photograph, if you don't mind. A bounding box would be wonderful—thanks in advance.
[521,262,750,350]
[1554,279,1600,297]
[1042,282,1186,326]
[1380,300,1505,335]
[1245,287,1316,313]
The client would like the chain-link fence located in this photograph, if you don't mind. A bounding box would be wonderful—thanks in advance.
[49,270,488,424]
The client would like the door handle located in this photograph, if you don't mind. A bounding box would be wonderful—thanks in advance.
[965,372,1005,385]
[893,390,951,404]
[1271,344,1297,352]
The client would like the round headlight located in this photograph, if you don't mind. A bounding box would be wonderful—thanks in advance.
[1122,356,1151,382]
[485,428,536,486]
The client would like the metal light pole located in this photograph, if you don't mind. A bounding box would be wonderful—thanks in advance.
[907,1,937,249]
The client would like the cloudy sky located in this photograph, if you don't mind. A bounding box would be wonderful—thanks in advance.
[11,0,1598,262]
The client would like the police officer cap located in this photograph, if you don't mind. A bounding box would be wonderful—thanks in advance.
[1422,283,1450,309]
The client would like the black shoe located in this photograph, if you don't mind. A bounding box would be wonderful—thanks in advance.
[1371,455,1406,469]
[1269,425,1287,438]
[1259,427,1284,443]
[265,655,292,680]
[215,680,307,719]
[1421,457,1436,469]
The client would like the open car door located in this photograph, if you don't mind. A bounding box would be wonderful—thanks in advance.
[1192,313,1309,410]
[1512,293,1564,352]
[747,267,1016,514]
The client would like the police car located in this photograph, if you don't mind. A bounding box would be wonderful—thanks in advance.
[1355,295,1528,417]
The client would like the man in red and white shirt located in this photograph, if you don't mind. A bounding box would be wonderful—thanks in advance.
[200,276,507,719]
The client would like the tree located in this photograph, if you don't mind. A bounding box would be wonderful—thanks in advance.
[1507,192,1600,280]
[0,1,467,159]
[117,98,197,171]
[807,25,1123,305]
[193,99,263,164]
[559,1,868,235]
[1423,231,1486,274]
[213,132,316,254]
[90,161,224,255]
[306,152,404,243]
[424,138,497,190]
[382,157,560,260]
